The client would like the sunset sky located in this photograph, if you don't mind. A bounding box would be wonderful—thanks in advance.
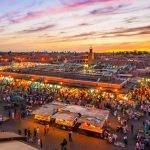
[0,0,150,52]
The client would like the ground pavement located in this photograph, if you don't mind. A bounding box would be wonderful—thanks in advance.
[0,118,122,150]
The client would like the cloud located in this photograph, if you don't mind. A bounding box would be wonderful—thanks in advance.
[0,25,5,33]
[108,25,150,35]
[68,25,150,39]
[44,25,150,43]
[78,23,89,26]
[9,0,115,24]
[125,17,139,23]
[0,1,41,24]
[88,1,150,16]
[68,32,96,38]
[0,0,150,52]
[9,11,48,24]
[0,29,4,33]
[60,0,114,7]
[19,24,56,33]
[0,10,19,23]
[90,4,124,15]
[71,25,150,39]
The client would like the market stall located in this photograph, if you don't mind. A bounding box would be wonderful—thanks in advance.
[33,103,66,123]
[52,111,78,129]
[33,107,52,122]
[63,104,109,119]
[62,105,110,137]
[77,116,106,136]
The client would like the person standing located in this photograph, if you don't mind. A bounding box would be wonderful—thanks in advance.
[123,135,128,146]
[135,141,140,150]
[131,124,134,134]
[37,138,41,148]
[40,138,43,149]
[24,128,27,137]
[12,112,15,120]
[148,106,150,116]
[44,126,47,136]
[61,138,67,150]
[27,128,31,142]
[60,142,64,150]
[18,129,22,135]
[46,124,49,134]
[140,142,145,150]
[112,133,118,143]
[8,109,11,118]
[33,128,37,138]
[68,132,72,142]
[36,127,40,137]
[0,115,3,125]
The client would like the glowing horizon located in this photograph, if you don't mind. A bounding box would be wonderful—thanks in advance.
[0,0,150,52]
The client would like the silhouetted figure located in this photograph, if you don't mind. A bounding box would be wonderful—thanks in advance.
[33,128,37,137]
[68,132,72,142]
[24,128,27,137]
[18,129,22,135]
[131,124,134,133]
[40,139,43,149]
[61,138,67,150]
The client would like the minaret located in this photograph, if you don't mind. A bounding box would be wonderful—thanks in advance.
[88,46,94,64]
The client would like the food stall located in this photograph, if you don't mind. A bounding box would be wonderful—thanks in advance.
[52,111,78,129]
[33,107,52,123]
[62,105,109,137]
[78,116,104,135]
[77,115,108,137]
[32,102,109,136]
[33,103,66,123]
[63,104,109,119]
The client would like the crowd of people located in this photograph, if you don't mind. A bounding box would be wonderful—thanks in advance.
[0,78,123,113]
[0,77,149,149]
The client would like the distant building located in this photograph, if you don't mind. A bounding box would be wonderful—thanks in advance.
[70,47,95,64]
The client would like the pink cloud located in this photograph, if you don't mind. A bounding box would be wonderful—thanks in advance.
[61,0,113,5]
[0,29,4,33]
[59,0,129,8]
[8,7,64,24]
[8,0,130,24]
[20,24,56,33]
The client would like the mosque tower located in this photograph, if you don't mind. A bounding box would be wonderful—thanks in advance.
[88,46,94,64]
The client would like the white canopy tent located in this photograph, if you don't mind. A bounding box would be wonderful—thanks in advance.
[33,102,66,122]
[52,111,78,127]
